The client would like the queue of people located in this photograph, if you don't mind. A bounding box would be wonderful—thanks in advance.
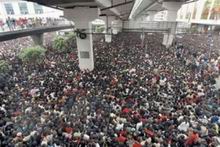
[0,32,220,147]
[0,17,65,32]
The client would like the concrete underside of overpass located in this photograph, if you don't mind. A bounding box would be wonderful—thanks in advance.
[23,0,190,71]
[26,0,135,21]
[0,25,74,42]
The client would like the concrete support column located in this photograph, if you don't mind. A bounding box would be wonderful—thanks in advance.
[112,19,122,34]
[163,33,175,47]
[105,34,112,43]
[162,2,182,48]
[64,7,99,71]
[148,11,156,21]
[163,32,176,48]
[31,33,43,46]
[100,16,115,43]
[163,2,182,21]
[162,34,169,47]
[106,16,114,43]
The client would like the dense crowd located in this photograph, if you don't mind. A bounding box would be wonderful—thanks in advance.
[0,17,66,32]
[0,32,220,147]
[0,33,56,60]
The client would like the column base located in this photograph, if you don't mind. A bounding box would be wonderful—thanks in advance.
[163,34,174,48]
[112,29,118,35]
[105,34,112,43]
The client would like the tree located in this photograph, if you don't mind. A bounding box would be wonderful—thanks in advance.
[96,25,105,33]
[18,46,46,64]
[53,37,67,53]
[0,60,10,74]
[65,32,77,52]
[52,32,76,53]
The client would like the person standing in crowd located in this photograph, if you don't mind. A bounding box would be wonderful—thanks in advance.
[6,17,13,31]
[0,31,220,146]
[1,17,64,31]
[0,19,4,31]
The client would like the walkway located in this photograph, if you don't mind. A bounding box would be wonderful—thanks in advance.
[0,25,74,42]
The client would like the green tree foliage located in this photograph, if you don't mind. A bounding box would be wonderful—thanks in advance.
[66,32,76,41]
[0,60,10,73]
[65,32,77,51]
[53,32,76,53]
[53,37,67,53]
[96,25,105,33]
[18,46,46,64]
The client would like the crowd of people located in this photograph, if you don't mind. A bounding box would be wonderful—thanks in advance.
[0,32,220,147]
[0,17,66,32]
[0,33,56,60]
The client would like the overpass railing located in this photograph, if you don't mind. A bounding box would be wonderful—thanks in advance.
[0,18,73,33]
[123,21,178,34]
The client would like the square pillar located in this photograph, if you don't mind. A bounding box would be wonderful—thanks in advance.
[148,11,156,21]
[162,33,168,47]
[112,19,122,34]
[64,7,99,71]
[162,2,182,48]
[163,2,182,21]
[31,33,43,46]
[105,34,112,43]
[100,16,115,43]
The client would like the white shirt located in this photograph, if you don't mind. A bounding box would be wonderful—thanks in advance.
[178,122,189,132]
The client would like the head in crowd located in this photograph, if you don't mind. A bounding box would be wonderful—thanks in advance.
[0,32,220,147]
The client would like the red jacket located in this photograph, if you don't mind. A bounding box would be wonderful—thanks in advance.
[116,135,127,143]
[185,133,199,146]
[133,142,142,147]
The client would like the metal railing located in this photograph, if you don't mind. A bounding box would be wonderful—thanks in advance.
[0,18,73,33]
[123,21,178,33]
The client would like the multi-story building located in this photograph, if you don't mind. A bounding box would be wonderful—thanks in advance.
[0,0,63,22]
[176,0,220,32]
[154,11,167,21]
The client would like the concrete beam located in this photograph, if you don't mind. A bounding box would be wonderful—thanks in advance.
[162,2,182,21]
[101,1,133,11]
[96,0,121,16]
[0,25,73,42]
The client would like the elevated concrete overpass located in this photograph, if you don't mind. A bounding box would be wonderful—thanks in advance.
[0,25,74,45]
[25,0,189,71]
[26,0,135,21]
[129,0,188,19]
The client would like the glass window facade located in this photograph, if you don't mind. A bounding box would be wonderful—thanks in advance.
[210,0,220,20]
[19,2,29,15]
[201,0,212,19]
[178,0,220,21]
[34,3,43,14]
[4,3,14,15]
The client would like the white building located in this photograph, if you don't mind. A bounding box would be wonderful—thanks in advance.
[0,0,63,22]
[177,0,220,25]
[154,11,167,21]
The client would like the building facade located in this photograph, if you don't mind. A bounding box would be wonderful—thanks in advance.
[154,11,167,21]
[177,0,220,26]
[0,0,63,22]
